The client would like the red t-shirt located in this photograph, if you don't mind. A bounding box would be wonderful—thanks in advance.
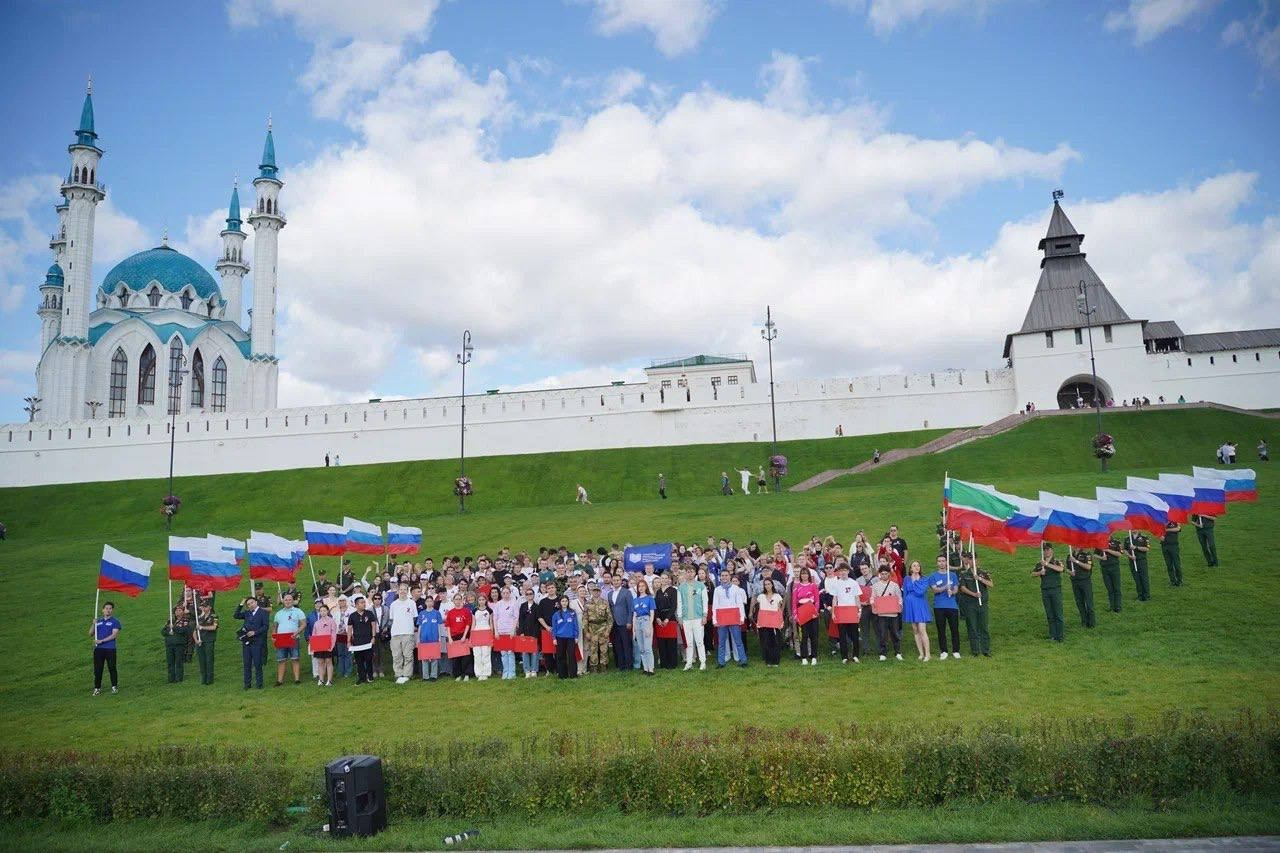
[445,607,472,640]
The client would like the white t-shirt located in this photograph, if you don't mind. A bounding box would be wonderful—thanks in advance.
[388,598,418,636]
[824,577,860,606]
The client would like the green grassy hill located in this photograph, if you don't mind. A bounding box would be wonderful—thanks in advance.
[0,408,1276,763]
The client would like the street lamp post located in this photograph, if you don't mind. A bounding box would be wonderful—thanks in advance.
[760,306,778,454]
[457,330,473,513]
[166,354,188,530]
[1076,279,1107,472]
[86,400,102,419]
[22,396,41,422]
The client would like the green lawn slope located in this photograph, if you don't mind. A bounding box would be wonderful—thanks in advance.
[0,408,1276,767]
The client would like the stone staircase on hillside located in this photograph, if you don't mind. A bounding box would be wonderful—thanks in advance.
[788,402,1278,493]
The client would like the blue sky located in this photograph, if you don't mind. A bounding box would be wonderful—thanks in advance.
[1,0,1277,422]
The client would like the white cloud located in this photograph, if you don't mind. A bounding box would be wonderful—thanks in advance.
[1104,0,1220,45]
[760,51,815,112]
[836,0,1010,34]
[1223,2,1280,78]
[0,347,38,394]
[580,0,722,56]
[229,0,442,117]
[508,365,648,392]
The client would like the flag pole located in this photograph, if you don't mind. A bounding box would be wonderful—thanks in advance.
[167,580,173,627]
[93,588,100,627]
[970,532,980,607]
[307,554,319,600]
[191,584,202,645]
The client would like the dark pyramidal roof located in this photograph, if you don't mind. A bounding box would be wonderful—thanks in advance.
[1005,200,1134,357]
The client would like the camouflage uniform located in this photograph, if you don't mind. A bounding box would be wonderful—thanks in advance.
[584,594,613,672]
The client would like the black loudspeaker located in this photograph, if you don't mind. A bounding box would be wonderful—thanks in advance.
[325,754,387,838]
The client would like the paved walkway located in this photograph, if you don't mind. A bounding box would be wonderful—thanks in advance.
[467,840,1280,853]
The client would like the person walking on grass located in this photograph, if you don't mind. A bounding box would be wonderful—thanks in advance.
[92,601,121,695]
[576,483,592,505]
[657,473,667,500]
[757,466,769,494]
[720,471,733,495]
[272,592,306,686]
[737,468,752,495]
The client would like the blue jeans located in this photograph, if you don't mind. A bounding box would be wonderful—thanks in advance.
[633,620,654,672]
[335,643,352,677]
[500,650,516,678]
[420,658,439,679]
[521,651,539,674]
[717,626,746,666]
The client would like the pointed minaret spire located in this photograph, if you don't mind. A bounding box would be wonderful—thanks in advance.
[161,226,169,247]
[76,76,98,148]
[259,114,278,179]
[226,179,242,233]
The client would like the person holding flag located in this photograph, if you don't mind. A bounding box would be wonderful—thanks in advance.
[1190,513,1218,567]
[194,601,218,685]
[1161,520,1184,586]
[1097,535,1125,613]
[93,545,152,695]
[1067,547,1096,628]
[1032,543,1066,642]
[1124,531,1153,602]
[955,552,992,657]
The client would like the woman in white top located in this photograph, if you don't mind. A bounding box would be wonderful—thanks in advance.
[471,603,493,680]
[752,577,785,667]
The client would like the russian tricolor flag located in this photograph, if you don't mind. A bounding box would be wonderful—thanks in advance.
[1158,473,1227,517]
[303,520,346,556]
[344,517,384,555]
[248,531,299,582]
[1127,476,1193,523]
[167,535,205,581]
[1096,487,1170,537]
[1033,492,1125,549]
[386,523,422,555]
[1002,494,1043,547]
[187,541,243,592]
[98,545,153,598]
[206,534,246,563]
[1193,467,1257,502]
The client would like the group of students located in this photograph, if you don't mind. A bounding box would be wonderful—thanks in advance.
[92,526,1005,693]
[89,507,1228,694]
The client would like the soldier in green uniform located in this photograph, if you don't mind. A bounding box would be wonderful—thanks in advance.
[1191,514,1218,567]
[584,585,613,673]
[162,605,194,683]
[1124,532,1152,601]
[956,553,992,656]
[1032,543,1065,642]
[1161,520,1183,586]
[1067,547,1096,628]
[194,601,218,684]
[1097,536,1124,613]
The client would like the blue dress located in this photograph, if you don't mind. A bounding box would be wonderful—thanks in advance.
[903,577,932,624]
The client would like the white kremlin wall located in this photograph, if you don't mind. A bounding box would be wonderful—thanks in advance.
[0,367,1016,487]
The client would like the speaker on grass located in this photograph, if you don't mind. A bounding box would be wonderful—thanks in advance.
[325,754,387,838]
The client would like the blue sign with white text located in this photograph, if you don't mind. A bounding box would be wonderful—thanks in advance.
[623,543,673,571]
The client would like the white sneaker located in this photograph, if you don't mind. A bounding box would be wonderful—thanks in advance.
[879,655,887,661]
[684,663,693,671]
[92,688,101,696]
[895,653,903,661]
[852,657,859,663]
[699,662,706,671]
[842,658,849,664]
[395,676,407,684]
[810,658,818,666]
[953,652,961,659]
[800,658,808,666]
[940,652,949,660]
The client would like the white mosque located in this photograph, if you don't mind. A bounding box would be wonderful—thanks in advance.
[6,84,1277,487]
[33,82,282,424]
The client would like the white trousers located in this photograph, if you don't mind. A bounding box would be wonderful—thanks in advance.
[473,645,493,679]
[682,619,706,664]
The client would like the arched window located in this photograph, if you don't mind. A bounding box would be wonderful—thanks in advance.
[137,344,156,405]
[180,291,192,311]
[166,337,184,415]
[148,286,160,307]
[211,356,227,412]
[190,350,205,408]
[207,299,216,318]
[108,348,127,417]
[74,166,81,183]
[117,286,128,308]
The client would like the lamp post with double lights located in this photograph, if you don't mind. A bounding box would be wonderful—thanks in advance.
[760,306,779,454]
[86,400,102,419]
[22,396,41,422]
[1075,279,1107,472]
[457,330,473,513]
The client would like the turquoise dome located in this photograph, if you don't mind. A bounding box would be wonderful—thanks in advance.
[43,263,65,288]
[98,245,221,301]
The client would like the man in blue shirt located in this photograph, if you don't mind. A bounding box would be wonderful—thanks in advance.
[272,593,306,686]
[418,603,444,681]
[928,555,962,660]
[91,601,121,695]
[235,596,270,689]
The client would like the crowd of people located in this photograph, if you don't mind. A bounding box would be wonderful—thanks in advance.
[89,501,1232,694]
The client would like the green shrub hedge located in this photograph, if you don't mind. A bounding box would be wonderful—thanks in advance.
[3,713,1276,822]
